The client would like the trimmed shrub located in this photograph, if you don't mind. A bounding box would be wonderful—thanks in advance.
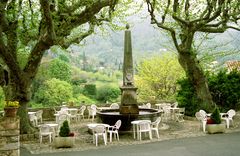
[210,107,221,124]
[59,120,70,137]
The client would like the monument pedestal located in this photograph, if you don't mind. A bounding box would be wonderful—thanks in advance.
[120,86,139,114]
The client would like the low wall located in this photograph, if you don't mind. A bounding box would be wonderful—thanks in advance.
[0,116,20,156]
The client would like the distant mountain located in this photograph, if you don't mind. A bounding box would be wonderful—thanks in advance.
[71,14,240,67]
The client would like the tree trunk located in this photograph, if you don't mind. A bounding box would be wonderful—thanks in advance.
[178,49,214,111]
[3,75,36,134]
[17,100,36,134]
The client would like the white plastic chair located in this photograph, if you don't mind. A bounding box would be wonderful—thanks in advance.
[69,109,78,122]
[29,113,38,127]
[221,109,236,128]
[138,120,152,141]
[199,110,207,118]
[195,111,207,132]
[176,107,185,122]
[57,114,70,131]
[36,110,43,123]
[151,117,161,138]
[88,105,97,122]
[110,103,119,109]
[162,105,171,121]
[92,125,107,146]
[107,120,121,142]
[77,105,86,120]
[39,124,53,144]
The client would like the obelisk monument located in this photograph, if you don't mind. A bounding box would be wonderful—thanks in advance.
[119,24,139,114]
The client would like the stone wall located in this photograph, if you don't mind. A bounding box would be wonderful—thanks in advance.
[0,117,20,156]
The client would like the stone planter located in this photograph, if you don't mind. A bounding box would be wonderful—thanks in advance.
[207,123,226,134]
[4,107,18,117]
[54,137,75,148]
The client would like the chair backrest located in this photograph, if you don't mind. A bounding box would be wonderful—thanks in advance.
[227,109,236,118]
[138,120,151,131]
[199,110,207,118]
[172,102,178,108]
[179,107,185,114]
[114,120,122,129]
[40,124,51,133]
[60,105,68,111]
[93,125,106,134]
[152,117,161,126]
[53,107,59,114]
[195,112,202,121]
[146,103,151,108]
[195,111,205,121]
[29,113,36,121]
[110,103,119,109]
[88,106,96,116]
[58,114,69,126]
[36,110,43,118]
[79,106,86,115]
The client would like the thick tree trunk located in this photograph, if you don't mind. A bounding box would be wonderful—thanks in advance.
[17,100,36,134]
[3,75,36,134]
[178,50,215,111]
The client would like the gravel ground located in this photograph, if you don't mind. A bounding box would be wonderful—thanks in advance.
[21,112,240,154]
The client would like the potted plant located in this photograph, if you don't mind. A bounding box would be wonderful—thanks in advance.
[206,107,225,134]
[54,120,75,148]
[4,101,19,117]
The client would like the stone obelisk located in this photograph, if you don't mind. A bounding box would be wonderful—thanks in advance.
[119,24,139,114]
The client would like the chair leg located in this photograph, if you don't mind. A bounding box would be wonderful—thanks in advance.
[226,119,230,128]
[156,129,159,138]
[149,131,152,140]
[116,132,119,141]
[95,135,98,146]
[103,133,107,145]
[202,121,206,132]
[109,132,112,142]
[40,135,42,144]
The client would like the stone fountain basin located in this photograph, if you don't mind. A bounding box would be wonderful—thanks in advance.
[97,108,161,132]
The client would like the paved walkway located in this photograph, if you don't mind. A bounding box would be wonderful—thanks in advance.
[21,132,240,156]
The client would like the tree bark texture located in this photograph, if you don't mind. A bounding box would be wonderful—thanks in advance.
[178,49,214,110]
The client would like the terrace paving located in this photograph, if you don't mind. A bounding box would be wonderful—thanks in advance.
[20,112,240,155]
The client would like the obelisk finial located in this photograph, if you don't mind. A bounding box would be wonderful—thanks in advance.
[126,24,130,30]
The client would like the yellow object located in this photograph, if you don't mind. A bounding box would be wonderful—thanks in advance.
[4,101,19,108]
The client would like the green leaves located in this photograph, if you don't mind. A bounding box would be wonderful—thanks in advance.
[135,53,185,101]
[34,78,73,106]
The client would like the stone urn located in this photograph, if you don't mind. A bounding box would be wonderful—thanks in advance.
[206,123,226,134]
[54,137,75,148]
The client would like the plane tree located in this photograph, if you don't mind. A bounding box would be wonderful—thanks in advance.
[0,0,123,134]
[145,0,240,110]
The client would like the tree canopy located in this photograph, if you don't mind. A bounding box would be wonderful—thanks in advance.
[145,0,240,110]
[0,0,128,134]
